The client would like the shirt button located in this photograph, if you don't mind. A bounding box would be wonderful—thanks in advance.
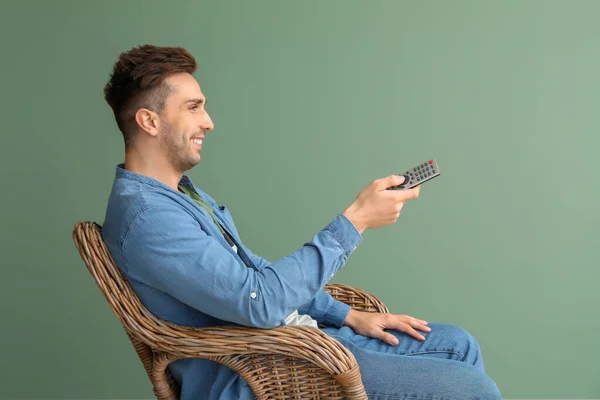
[250,292,257,299]
[330,273,334,278]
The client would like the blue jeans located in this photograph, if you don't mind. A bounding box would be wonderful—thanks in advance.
[321,323,501,400]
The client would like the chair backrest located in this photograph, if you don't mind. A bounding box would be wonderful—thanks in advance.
[72,221,172,391]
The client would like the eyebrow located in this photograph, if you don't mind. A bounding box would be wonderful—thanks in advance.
[184,98,207,106]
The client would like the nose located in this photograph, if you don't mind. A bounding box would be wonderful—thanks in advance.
[201,110,214,132]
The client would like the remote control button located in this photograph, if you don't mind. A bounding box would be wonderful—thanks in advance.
[429,160,433,164]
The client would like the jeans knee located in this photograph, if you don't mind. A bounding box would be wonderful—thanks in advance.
[463,372,502,400]
[435,324,480,353]
[459,326,480,352]
[450,324,478,343]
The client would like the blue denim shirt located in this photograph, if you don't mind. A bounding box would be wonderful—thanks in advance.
[101,164,363,399]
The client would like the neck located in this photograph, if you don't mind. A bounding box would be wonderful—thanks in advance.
[124,147,183,191]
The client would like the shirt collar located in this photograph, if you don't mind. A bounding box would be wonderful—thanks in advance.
[114,163,195,192]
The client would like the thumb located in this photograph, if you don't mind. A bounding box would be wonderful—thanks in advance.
[379,174,405,189]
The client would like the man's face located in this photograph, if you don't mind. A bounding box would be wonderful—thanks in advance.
[158,73,214,172]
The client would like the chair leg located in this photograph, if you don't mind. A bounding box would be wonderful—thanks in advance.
[127,333,155,378]
[152,352,183,400]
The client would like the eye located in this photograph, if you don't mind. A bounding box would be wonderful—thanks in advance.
[189,105,199,111]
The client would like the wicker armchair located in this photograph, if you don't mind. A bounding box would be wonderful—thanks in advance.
[72,221,390,399]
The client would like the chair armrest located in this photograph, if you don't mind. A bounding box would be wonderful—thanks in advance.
[146,323,356,374]
[143,323,367,399]
[325,283,389,313]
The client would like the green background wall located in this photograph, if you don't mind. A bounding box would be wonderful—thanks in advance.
[1,0,598,398]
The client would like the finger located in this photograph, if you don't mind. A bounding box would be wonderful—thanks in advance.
[393,187,420,203]
[404,326,426,341]
[408,185,421,199]
[405,315,428,325]
[414,322,431,332]
[375,331,400,346]
[408,317,431,332]
[386,318,427,341]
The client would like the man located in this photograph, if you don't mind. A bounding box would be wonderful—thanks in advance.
[101,44,501,399]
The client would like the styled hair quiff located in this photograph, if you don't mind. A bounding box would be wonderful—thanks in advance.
[103,44,197,149]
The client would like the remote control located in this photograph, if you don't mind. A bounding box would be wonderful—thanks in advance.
[387,159,441,190]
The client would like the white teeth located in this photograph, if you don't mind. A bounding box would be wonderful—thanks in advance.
[191,139,203,144]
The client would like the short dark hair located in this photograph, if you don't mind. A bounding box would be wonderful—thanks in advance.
[103,44,197,149]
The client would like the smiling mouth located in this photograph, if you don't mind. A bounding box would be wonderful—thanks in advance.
[191,137,203,150]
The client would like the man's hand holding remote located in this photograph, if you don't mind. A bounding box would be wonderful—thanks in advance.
[343,175,421,234]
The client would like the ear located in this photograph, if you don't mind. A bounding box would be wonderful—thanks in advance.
[134,108,159,137]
